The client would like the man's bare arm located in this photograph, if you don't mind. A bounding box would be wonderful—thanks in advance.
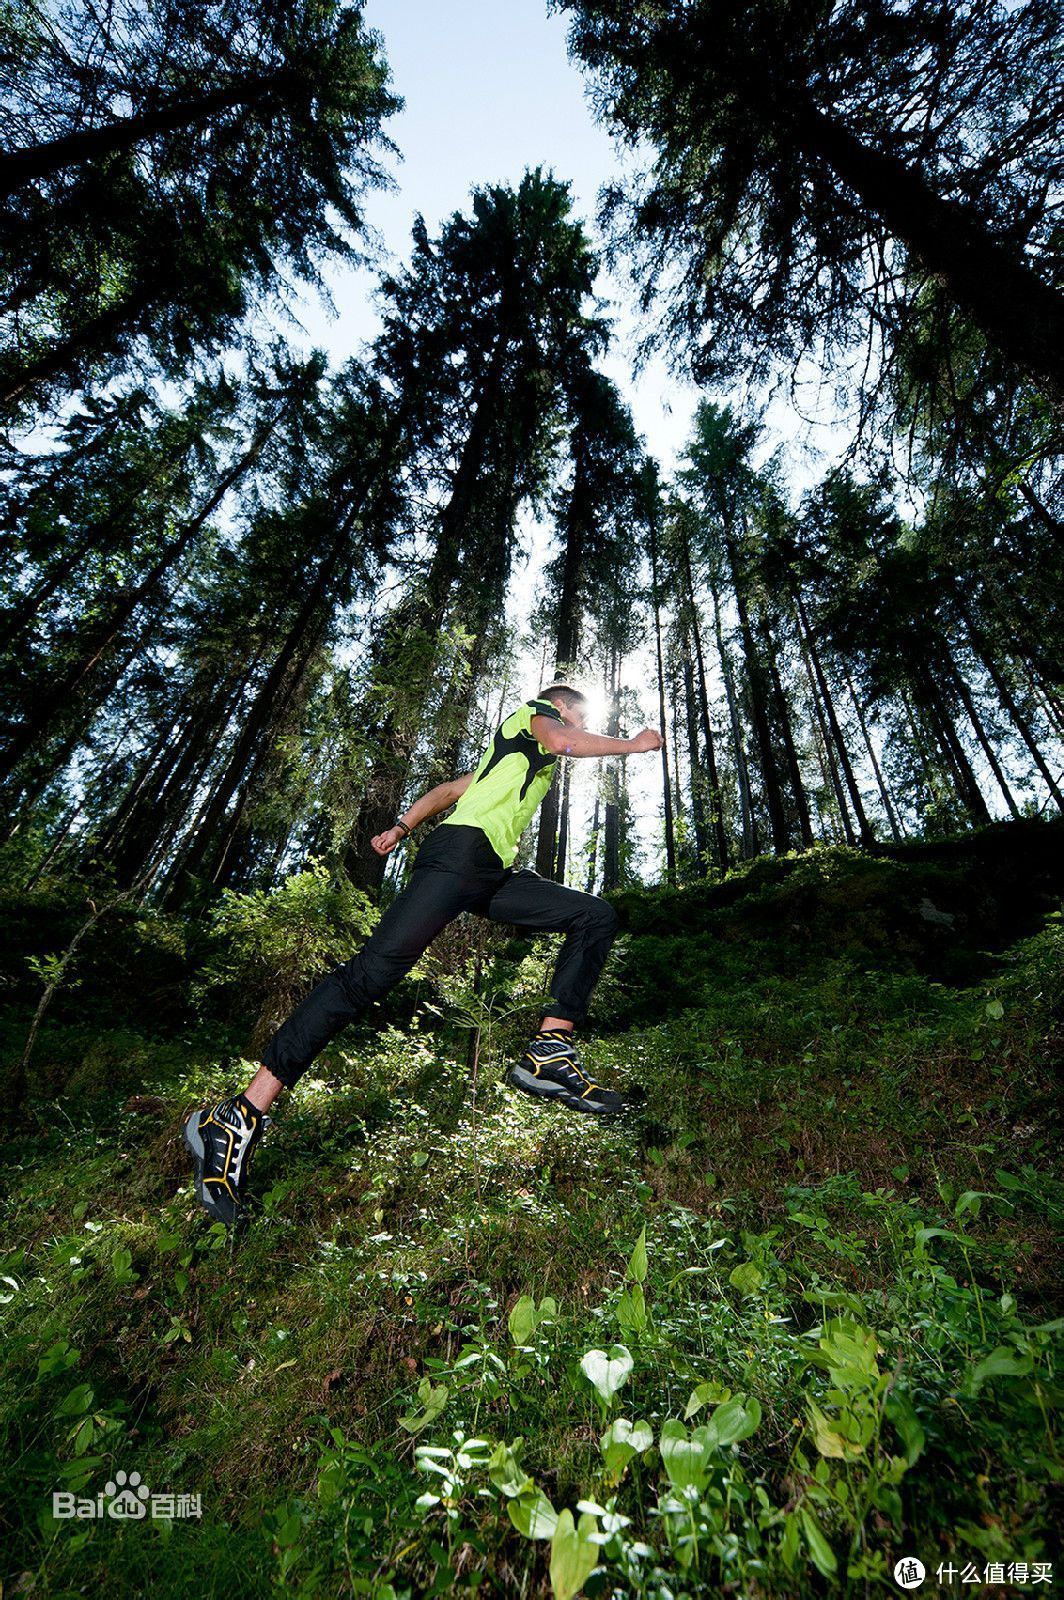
[531,716,663,758]
[371,772,475,856]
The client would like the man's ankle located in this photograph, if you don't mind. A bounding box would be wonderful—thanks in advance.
[243,1063,286,1115]
[539,1018,574,1034]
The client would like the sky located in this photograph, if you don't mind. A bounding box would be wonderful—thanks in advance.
[285,0,850,483]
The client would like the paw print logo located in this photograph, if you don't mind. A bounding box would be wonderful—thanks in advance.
[104,1469,150,1519]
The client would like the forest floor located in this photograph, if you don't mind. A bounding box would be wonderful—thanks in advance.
[1,819,1062,1599]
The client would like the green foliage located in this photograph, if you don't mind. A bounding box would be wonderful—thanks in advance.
[0,839,1060,1596]
[193,861,378,1042]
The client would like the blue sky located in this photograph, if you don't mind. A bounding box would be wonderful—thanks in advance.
[289,0,703,477]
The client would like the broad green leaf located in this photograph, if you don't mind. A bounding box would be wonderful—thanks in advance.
[398,1379,448,1434]
[705,1394,761,1449]
[684,1379,732,1419]
[985,998,1004,1020]
[600,1417,653,1481]
[728,1262,762,1296]
[969,1346,1034,1390]
[55,1384,93,1418]
[509,1488,558,1540]
[508,1294,558,1345]
[916,1226,965,1247]
[807,1400,864,1459]
[112,1247,134,1279]
[580,1346,633,1404]
[954,1189,986,1217]
[800,1506,838,1576]
[658,1419,712,1493]
[508,1295,538,1345]
[626,1226,648,1284]
[549,1509,599,1600]
[884,1390,925,1467]
[488,1442,531,1499]
[615,1283,646,1335]
[819,1319,881,1380]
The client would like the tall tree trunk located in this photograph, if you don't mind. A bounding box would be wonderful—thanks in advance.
[110,663,261,886]
[708,573,757,857]
[585,789,601,894]
[952,586,1064,809]
[555,759,573,883]
[536,450,590,880]
[944,658,1021,820]
[765,641,814,848]
[792,588,875,844]
[347,339,514,891]
[792,100,1064,399]
[164,481,371,905]
[724,524,789,852]
[648,517,676,883]
[676,513,728,871]
[602,649,621,892]
[913,660,992,825]
[0,412,278,781]
[682,643,709,866]
[900,687,955,827]
[535,772,561,879]
[795,622,854,843]
[841,664,904,841]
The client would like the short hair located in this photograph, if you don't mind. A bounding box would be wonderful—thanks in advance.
[539,681,587,709]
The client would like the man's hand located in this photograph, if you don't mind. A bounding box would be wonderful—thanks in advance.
[629,727,665,752]
[371,826,403,856]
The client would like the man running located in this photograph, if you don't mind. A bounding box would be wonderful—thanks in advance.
[182,684,664,1225]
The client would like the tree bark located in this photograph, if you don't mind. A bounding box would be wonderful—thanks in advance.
[792,587,875,844]
[677,525,728,872]
[709,572,756,857]
[724,523,789,852]
[682,643,709,865]
[794,101,1064,401]
[649,515,676,883]
[0,411,277,781]
[841,663,904,841]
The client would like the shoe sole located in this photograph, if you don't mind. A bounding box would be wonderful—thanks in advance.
[507,1065,624,1117]
[181,1111,238,1227]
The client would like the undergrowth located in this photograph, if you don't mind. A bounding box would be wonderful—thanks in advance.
[1,833,1061,1598]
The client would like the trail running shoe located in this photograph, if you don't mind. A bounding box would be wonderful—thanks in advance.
[507,1030,625,1116]
[181,1093,268,1227]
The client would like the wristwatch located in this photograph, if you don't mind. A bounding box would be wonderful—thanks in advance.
[394,817,412,839]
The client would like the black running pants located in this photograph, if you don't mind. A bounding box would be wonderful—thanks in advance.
[261,825,621,1089]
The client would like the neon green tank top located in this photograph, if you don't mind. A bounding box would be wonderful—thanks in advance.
[439,697,565,867]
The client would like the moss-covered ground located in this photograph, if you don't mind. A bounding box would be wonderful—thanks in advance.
[1,821,1061,1598]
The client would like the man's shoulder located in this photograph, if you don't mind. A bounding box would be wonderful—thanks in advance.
[524,696,563,723]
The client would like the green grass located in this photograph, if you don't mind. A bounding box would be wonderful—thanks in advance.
[1,841,1062,1598]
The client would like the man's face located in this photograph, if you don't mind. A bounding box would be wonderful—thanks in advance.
[558,699,588,731]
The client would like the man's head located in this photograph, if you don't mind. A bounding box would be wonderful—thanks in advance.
[540,682,588,730]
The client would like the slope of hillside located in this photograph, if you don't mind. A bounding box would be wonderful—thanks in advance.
[1,821,1061,1598]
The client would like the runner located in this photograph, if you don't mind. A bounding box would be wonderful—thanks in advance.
[182,683,664,1224]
